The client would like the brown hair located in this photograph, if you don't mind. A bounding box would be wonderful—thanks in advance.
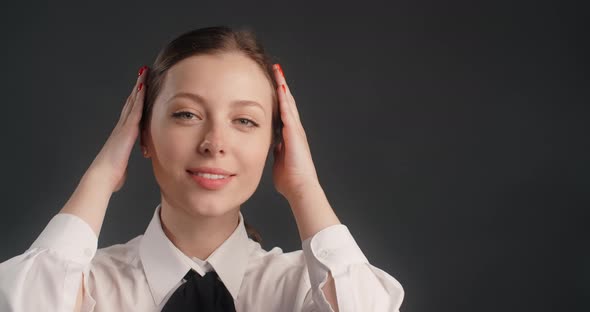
[140,26,283,244]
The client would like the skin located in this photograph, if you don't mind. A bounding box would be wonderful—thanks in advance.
[142,52,275,260]
[64,52,341,311]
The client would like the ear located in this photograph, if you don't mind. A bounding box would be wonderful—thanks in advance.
[140,126,151,158]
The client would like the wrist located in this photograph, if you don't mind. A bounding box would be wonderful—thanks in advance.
[285,181,341,242]
[82,165,119,194]
[285,180,323,205]
[59,165,115,237]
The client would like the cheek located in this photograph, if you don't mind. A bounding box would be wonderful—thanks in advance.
[153,126,193,166]
[237,138,270,178]
[231,122,273,163]
[234,148,268,201]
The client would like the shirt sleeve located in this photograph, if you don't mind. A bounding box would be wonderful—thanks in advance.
[0,213,98,312]
[301,224,405,312]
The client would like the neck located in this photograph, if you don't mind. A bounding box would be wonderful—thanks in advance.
[159,196,240,261]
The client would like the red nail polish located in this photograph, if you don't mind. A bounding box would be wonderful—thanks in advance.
[138,66,146,76]
[281,84,286,93]
[276,64,284,77]
[138,83,143,91]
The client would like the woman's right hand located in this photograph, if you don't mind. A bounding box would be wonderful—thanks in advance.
[86,66,149,193]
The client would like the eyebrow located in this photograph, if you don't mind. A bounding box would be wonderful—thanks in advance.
[167,92,266,116]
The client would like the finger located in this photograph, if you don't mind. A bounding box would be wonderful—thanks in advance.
[127,77,146,125]
[120,85,136,122]
[277,83,309,151]
[120,68,143,122]
[279,83,308,142]
[123,66,148,124]
[273,64,301,123]
[283,83,301,124]
[273,66,297,125]
[276,83,295,129]
[275,83,309,152]
[129,66,148,109]
[120,95,133,122]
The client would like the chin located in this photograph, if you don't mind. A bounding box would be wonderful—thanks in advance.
[184,196,236,218]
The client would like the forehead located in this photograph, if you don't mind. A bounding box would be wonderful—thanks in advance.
[159,52,273,110]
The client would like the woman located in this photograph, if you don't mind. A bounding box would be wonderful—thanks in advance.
[0,26,404,311]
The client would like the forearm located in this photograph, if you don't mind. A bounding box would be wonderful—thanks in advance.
[288,182,341,312]
[59,168,114,237]
[287,182,341,242]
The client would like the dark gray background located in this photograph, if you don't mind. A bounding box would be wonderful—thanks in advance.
[0,1,587,311]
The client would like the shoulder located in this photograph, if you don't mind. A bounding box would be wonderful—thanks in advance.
[241,240,313,303]
[94,235,142,264]
[249,240,304,264]
[86,235,154,306]
[89,235,143,281]
[246,240,309,280]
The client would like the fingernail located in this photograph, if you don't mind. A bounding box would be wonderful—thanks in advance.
[138,66,146,76]
[138,83,143,91]
[276,64,284,77]
[281,84,286,93]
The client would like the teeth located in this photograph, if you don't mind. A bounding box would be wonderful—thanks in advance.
[194,172,228,180]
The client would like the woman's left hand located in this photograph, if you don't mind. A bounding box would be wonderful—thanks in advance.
[271,64,321,201]
[271,65,340,310]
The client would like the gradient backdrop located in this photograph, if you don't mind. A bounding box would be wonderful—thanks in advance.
[0,1,587,311]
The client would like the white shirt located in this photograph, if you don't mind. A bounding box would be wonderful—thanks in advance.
[0,204,404,311]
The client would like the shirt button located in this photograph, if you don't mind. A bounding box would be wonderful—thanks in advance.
[318,249,330,259]
[84,248,93,257]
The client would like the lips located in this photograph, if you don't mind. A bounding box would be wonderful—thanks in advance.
[187,169,235,190]
[186,167,236,176]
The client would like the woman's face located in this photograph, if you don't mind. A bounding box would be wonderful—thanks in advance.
[143,52,274,217]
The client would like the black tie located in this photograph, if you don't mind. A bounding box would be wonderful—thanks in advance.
[161,269,236,311]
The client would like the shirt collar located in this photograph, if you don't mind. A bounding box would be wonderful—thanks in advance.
[139,203,251,305]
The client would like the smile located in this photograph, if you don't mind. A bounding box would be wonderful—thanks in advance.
[187,170,234,190]
[192,172,228,179]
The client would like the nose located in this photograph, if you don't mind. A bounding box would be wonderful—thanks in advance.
[198,122,225,156]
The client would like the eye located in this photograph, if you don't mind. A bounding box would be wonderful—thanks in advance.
[172,111,198,120]
[236,118,259,128]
